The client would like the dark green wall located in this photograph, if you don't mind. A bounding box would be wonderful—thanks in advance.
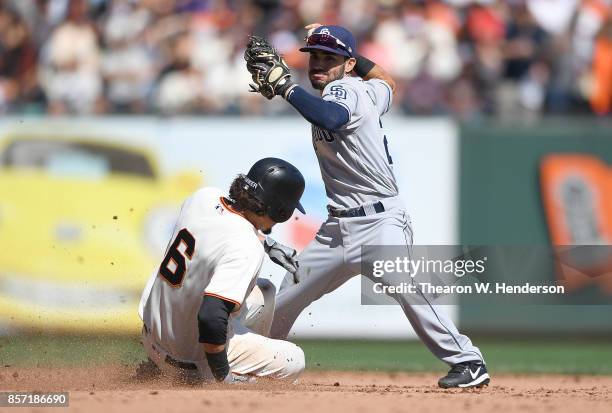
[459,119,612,334]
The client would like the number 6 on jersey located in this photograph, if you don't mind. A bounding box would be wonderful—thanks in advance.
[159,228,196,287]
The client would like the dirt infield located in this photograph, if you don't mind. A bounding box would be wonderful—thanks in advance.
[1,366,611,413]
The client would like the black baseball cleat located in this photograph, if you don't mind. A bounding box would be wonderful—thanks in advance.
[438,362,490,388]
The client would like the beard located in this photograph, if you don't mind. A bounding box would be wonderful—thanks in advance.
[309,64,346,90]
[261,227,272,235]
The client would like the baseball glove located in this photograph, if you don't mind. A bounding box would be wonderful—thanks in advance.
[244,36,294,99]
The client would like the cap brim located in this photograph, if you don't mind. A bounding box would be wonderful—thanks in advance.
[299,45,351,58]
[296,201,306,214]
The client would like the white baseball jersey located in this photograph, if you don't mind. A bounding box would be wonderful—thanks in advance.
[138,187,264,362]
[313,76,398,209]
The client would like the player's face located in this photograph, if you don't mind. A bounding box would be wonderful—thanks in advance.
[308,51,349,90]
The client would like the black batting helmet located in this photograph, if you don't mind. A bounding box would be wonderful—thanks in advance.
[242,157,306,223]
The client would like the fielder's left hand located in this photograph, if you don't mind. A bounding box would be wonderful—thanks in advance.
[264,236,299,274]
[244,35,294,99]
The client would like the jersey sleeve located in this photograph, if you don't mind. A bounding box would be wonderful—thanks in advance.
[365,79,393,116]
[322,79,363,130]
[204,239,263,307]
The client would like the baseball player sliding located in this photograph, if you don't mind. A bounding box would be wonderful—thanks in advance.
[244,24,490,388]
[138,158,306,383]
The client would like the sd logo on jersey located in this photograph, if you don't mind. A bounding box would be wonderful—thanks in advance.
[329,85,347,100]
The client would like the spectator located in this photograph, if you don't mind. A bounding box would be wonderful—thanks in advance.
[494,3,550,118]
[0,4,42,113]
[38,0,102,114]
[101,0,155,113]
[464,2,506,114]
[154,32,207,114]
[0,0,607,117]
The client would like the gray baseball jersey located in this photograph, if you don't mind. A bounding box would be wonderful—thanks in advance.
[270,74,486,368]
[313,76,398,209]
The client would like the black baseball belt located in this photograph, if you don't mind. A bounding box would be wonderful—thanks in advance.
[327,201,385,218]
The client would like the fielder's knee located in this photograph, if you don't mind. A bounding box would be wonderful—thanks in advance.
[241,279,277,337]
[256,278,277,307]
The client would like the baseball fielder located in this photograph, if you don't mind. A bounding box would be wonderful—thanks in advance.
[244,25,490,388]
[138,158,306,383]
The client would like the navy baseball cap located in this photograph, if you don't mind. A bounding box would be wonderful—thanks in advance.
[300,25,356,58]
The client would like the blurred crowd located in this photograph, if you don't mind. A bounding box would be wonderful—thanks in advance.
[0,0,611,119]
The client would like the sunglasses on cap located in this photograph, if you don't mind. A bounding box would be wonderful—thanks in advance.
[305,33,352,56]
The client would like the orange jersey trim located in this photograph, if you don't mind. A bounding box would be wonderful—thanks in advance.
[219,197,242,216]
[203,292,241,308]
